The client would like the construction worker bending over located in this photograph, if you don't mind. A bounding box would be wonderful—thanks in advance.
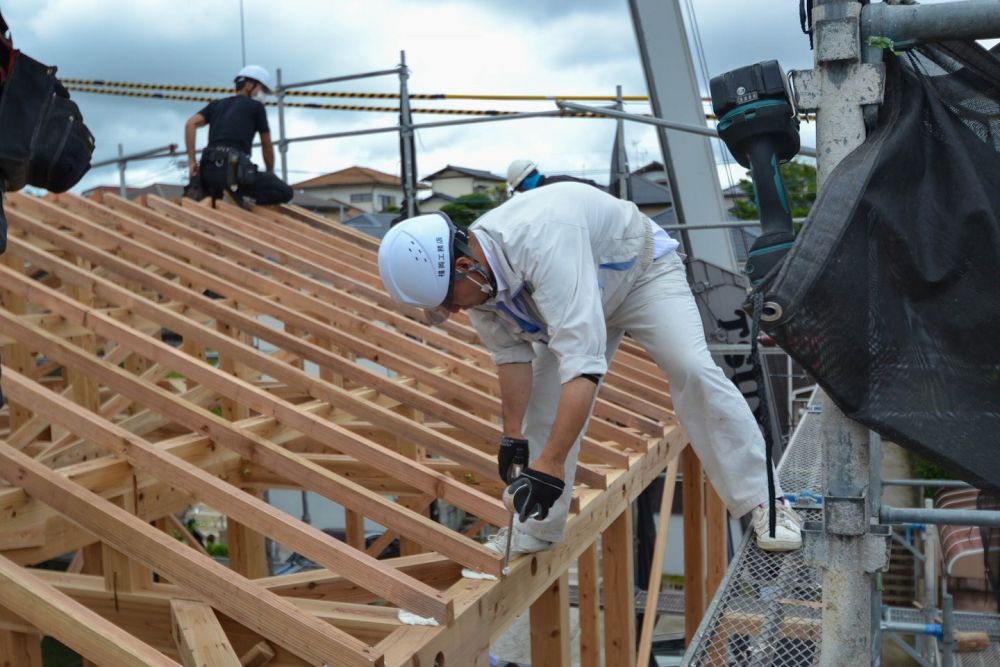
[377,183,802,555]
[184,65,293,207]
[507,158,601,194]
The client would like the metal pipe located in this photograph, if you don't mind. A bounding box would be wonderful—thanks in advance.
[887,631,937,667]
[117,143,126,198]
[92,143,178,168]
[941,593,955,667]
[881,621,942,638]
[614,85,629,200]
[277,68,288,182]
[557,99,819,158]
[862,0,1000,49]
[278,68,401,92]
[882,478,970,489]
[921,498,939,662]
[282,108,580,146]
[881,505,1000,527]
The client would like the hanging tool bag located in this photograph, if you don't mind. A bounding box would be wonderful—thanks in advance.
[751,41,1000,490]
[199,146,256,196]
[0,11,95,252]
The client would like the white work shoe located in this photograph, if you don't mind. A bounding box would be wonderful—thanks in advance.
[484,527,553,557]
[751,500,803,552]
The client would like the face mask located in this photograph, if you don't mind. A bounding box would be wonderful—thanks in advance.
[253,89,268,102]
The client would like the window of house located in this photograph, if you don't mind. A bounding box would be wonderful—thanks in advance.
[350,193,373,203]
[378,194,396,210]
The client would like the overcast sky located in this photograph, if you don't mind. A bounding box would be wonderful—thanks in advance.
[3,0,984,196]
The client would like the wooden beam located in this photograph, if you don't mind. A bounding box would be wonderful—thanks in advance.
[0,442,384,666]
[171,598,241,667]
[602,505,636,667]
[529,572,570,667]
[705,481,727,601]
[239,642,275,667]
[682,446,705,644]
[29,569,404,647]
[0,364,454,622]
[637,456,680,667]
[0,553,178,666]
[576,542,600,667]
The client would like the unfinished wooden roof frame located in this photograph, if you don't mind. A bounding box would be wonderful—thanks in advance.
[0,191,686,666]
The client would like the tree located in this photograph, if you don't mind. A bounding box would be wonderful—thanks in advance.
[440,193,497,227]
[729,159,817,224]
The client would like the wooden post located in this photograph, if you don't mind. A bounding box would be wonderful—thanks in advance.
[0,631,42,667]
[103,491,154,592]
[217,321,250,422]
[602,505,636,667]
[637,457,680,667]
[577,542,601,667]
[396,407,426,557]
[228,488,269,579]
[345,509,366,550]
[705,481,727,601]
[530,572,571,667]
[682,445,705,644]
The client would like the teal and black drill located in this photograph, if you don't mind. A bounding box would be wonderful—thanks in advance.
[711,60,801,286]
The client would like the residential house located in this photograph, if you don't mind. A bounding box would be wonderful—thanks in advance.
[421,165,506,200]
[416,191,457,214]
[294,166,426,214]
[341,212,398,240]
[289,189,363,222]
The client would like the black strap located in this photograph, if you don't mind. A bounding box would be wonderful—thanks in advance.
[750,292,777,538]
[799,0,815,50]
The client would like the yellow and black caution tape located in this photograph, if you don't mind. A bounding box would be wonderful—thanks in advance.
[59,77,648,102]
[64,84,604,117]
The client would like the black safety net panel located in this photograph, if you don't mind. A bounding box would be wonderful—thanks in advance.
[754,42,1000,491]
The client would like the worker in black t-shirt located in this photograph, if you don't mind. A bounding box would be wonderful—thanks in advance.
[184,65,293,206]
[506,158,602,195]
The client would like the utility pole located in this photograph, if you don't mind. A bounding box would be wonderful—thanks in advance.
[398,51,416,219]
[276,68,288,183]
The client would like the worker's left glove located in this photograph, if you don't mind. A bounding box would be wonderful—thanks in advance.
[503,467,565,522]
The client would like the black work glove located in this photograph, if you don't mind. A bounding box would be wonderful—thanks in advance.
[498,435,529,483]
[504,467,565,522]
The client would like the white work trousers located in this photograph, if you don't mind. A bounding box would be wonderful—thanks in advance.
[518,251,781,543]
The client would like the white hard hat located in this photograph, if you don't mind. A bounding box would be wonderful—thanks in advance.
[378,213,456,313]
[236,65,272,93]
[507,159,537,190]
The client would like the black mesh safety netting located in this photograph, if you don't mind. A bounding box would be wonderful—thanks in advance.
[753,41,1000,491]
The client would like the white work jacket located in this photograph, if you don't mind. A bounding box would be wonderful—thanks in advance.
[467,182,660,384]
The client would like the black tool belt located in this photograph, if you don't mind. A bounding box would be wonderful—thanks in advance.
[199,146,255,191]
